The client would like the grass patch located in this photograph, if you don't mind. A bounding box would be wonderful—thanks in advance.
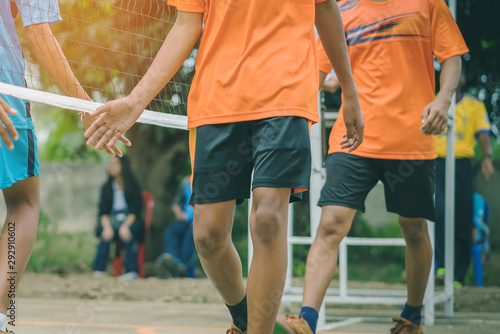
[27,211,95,274]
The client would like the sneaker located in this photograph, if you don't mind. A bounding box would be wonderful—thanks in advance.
[0,328,14,334]
[453,281,463,289]
[390,318,423,334]
[119,271,139,281]
[154,254,173,279]
[161,253,188,277]
[226,323,246,334]
[276,314,313,334]
[92,271,107,278]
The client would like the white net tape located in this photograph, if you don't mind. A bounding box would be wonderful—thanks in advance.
[0,82,188,130]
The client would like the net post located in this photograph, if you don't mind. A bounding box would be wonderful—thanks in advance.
[248,194,253,275]
[339,239,348,299]
[444,96,456,318]
[285,204,294,294]
[424,220,436,325]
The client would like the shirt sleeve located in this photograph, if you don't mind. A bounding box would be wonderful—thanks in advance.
[14,0,62,27]
[473,101,491,135]
[429,0,469,63]
[168,0,206,13]
[317,37,333,74]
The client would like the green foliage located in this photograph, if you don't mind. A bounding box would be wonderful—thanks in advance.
[27,211,95,273]
[35,106,111,161]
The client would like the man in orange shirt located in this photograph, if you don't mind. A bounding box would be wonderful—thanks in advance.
[279,1,468,334]
[83,1,364,333]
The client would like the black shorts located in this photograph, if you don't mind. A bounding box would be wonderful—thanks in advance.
[318,153,436,221]
[190,116,311,205]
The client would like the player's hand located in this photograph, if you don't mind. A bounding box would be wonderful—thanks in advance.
[119,225,132,242]
[0,97,19,150]
[102,226,114,241]
[84,97,141,152]
[420,98,450,135]
[482,157,494,180]
[340,93,364,152]
[323,74,341,94]
[82,113,129,157]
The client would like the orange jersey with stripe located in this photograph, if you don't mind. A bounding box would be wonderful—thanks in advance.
[318,0,468,160]
[169,0,325,129]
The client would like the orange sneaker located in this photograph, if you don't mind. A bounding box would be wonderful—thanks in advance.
[390,318,424,334]
[276,314,313,334]
[226,323,247,334]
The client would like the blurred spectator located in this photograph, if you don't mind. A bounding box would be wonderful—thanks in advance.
[435,66,494,286]
[155,175,197,278]
[92,156,144,280]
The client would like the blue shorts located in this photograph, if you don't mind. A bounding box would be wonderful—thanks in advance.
[0,128,40,189]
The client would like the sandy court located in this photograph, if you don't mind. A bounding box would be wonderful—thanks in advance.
[9,297,500,334]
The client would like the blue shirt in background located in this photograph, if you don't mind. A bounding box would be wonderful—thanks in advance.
[173,177,193,223]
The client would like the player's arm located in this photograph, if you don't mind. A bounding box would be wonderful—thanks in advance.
[0,97,19,150]
[478,132,494,180]
[24,23,90,101]
[420,55,462,135]
[24,23,128,157]
[315,0,364,152]
[85,11,203,150]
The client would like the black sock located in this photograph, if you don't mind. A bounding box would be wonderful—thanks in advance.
[226,296,247,332]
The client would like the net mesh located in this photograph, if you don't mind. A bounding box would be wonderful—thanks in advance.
[0,0,192,127]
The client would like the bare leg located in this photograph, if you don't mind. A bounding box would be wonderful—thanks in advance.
[193,200,246,306]
[302,206,356,310]
[0,176,40,316]
[399,216,432,307]
[246,187,291,334]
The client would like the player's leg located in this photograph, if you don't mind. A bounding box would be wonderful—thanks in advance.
[244,116,312,334]
[246,187,291,334]
[398,216,432,321]
[302,206,356,310]
[278,152,379,334]
[189,123,253,333]
[383,159,435,333]
[193,201,247,315]
[0,176,40,330]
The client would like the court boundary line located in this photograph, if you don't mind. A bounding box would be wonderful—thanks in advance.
[17,320,379,334]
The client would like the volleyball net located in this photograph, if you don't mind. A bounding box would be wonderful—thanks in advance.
[0,0,191,129]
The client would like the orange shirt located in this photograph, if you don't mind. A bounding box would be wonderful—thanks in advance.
[318,0,468,160]
[169,0,325,129]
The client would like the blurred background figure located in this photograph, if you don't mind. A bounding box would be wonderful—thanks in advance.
[435,64,494,287]
[92,156,144,280]
[155,175,196,278]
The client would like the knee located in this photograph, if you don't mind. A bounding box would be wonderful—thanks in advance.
[316,212,350,248]
[252,206,284,245]
[193,224,229,258]
[399,217,428,246]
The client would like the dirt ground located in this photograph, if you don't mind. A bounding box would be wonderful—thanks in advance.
[19,273,500,313]
[11,273,500,334]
